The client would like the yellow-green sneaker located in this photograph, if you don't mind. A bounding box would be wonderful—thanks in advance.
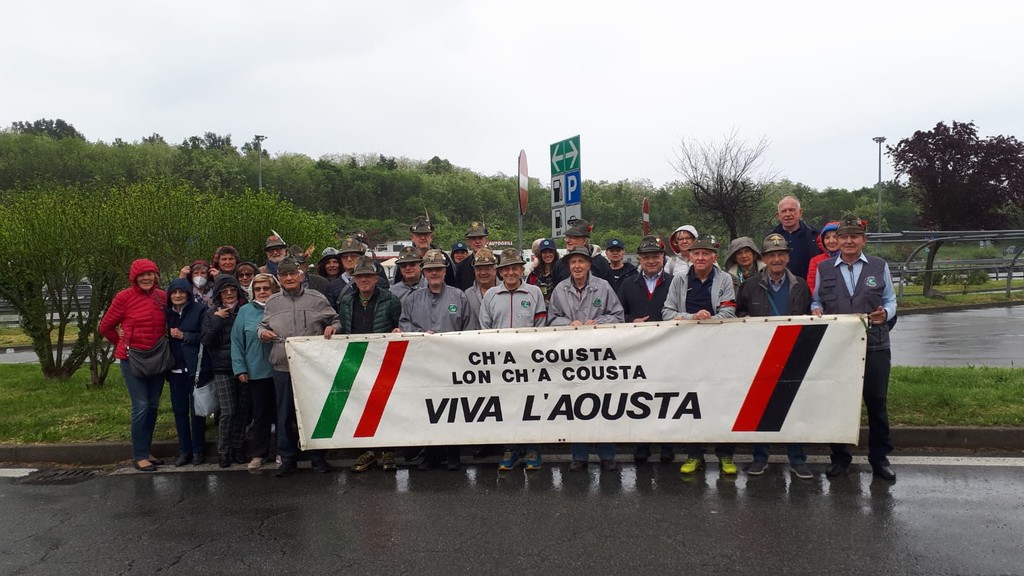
[719,457,737,475]
[679,457,705,474]
[351,450,377,472]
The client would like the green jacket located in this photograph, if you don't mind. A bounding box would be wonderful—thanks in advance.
[338,287,402,334]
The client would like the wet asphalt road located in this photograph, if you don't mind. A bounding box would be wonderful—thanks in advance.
[3,457,1023,575]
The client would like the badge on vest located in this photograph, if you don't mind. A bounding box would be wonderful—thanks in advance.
[520,300,531,308]
[592,298,602,307]
[865,276,878,287]
[447,304,458,313]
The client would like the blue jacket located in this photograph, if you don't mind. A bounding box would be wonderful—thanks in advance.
[165,277,210,375]
[231,300,274,380]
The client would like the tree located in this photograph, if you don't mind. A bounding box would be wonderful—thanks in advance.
[10,118,86,140]
[673,132,776,240]
[889,121,1024,296]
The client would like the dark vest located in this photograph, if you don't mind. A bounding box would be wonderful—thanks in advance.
[815,255,890,351]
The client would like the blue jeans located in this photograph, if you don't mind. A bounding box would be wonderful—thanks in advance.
[752,443,806,466]
[121,362,164,461]
[571,443,615,462]
[167,371,208,456]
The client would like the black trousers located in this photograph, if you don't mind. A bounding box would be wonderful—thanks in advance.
[831,348,892,466]
[247,377,276,458]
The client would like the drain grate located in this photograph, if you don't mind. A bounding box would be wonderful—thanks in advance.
[16,468,103,485]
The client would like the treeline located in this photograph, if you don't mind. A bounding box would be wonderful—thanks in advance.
[0,126,920,251]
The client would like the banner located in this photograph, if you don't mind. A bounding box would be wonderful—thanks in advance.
[287,316,867,450]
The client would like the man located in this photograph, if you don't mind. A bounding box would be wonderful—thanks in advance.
[662,236,737,476]
[450,241,470,265]
[773,196,820,281]
[390,246,427,302]
[335,237,389,303]
[399,215,458,287]
[340,256,403,473]
[399,249,474,471]
[618,235,676,464]
[548,246,624,472]
[454,221,490,289]
[259,234,289,276]
[553,219,611,284]
[736,233,814,479]
[258,257,341,477]
[604,238,637,297]
[462,247,497,329]
[812,213,897,481]
[479,248,547,471]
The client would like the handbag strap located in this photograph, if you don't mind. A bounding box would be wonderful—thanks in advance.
[193,344,204,387]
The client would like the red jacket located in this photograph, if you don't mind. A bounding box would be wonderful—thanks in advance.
[100,259,168,360]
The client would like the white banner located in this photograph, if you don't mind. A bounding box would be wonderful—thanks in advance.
[287,316,867,450]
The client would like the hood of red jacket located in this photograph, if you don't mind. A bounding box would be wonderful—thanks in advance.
[129,259,160,286]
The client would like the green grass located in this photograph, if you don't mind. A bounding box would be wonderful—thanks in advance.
[0,365,1021,445]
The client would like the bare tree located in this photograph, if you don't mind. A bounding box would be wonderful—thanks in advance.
[673,131,776,240]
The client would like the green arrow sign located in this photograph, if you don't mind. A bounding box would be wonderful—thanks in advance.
[550,135,580,175]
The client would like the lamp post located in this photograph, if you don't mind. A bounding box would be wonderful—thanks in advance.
[872,136,886,233]
[254,134,267,191]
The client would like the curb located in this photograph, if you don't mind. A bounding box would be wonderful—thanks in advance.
[2,427,1022,466]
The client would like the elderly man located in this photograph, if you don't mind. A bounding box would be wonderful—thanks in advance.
[662,235,737,476]
[618,235,676,464]
[390,246,427,302]
[454,221,491,289]
[259,234,289,276]
[549,246,624,472]
[553,219,611,284]
[399,249,474,471]
[462,247,498,329]
[399,215,458,287]
[478,248,547,471]
[736,233,814,479]
[773,196,820,281]
[812,214,897,481]
[258,257,341,477]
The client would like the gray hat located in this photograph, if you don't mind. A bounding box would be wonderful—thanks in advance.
[352,256,377,276]
[565,219,592,238]
[496,248,525,268]
[421,249,447,269]
[264,234,287,251]
[277,257,301,274]
[761,233,790,255]
[472,247,497,267]
[725,237,762,266]
[395,246,422,265]
[564,246,592,261]
[338,237,365,256]
[465,221,489,238]
[636,235,665,254]
[410,216,434,234]
[689,236,718,253]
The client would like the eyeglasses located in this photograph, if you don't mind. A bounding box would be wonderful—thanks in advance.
[220,287,238,293]
[237,272,254,278]
[253,285,273,293]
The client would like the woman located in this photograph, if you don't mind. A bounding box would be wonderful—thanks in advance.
[526,238,559,304]
[99,259,168,472]
[235,261,259,300]
[212,245,241,277]
[724,237,765,289]
[806,221,840,294]
[315,247,347,310]
[201,274,250,468]
[664,225,698,276]
[165,277,210,466]
[189,260,215,308]
[339,257,402,472]
[231,273,280,471]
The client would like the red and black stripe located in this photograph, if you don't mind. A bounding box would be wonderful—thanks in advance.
[732,324,828,432]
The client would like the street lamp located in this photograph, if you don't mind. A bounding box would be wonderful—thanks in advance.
[254,134,267,191]
[872,136,886,233]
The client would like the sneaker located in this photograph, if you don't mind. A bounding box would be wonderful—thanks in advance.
[719,457,737,475]
[497,449,520,471]
[524,450,542,471]
[746,460,768,476]
[791,462,814,479]
[352,450,378,473]
[381,451,397,472]
[679,458,705,475]
[247,457,265,471]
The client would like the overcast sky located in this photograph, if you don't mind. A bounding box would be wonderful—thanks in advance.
[4,1,1022,191]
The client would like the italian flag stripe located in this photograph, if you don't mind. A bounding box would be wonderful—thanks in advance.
[353,340,409,438]
[311,341,369,439]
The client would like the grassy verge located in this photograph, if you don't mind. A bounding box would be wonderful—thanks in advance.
[0,365,1021,445]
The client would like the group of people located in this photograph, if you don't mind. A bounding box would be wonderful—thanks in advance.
[99,195,896,482]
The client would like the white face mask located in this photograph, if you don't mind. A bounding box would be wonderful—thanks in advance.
[192,276,208,289]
